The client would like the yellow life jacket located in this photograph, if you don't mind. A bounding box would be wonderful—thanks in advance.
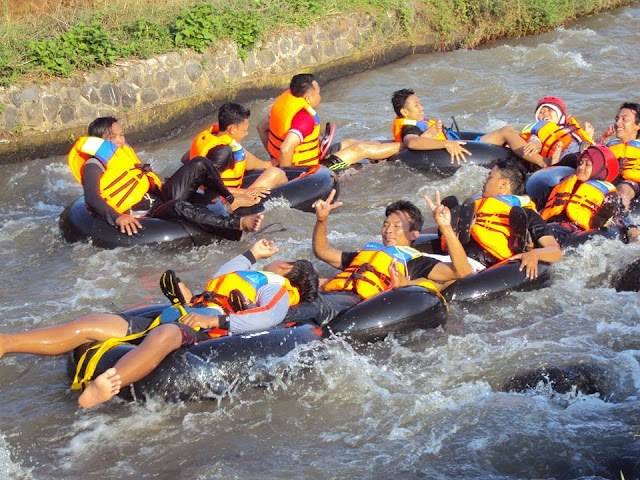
[541,175,616,230]
[267,90,320,166]
[323,242,439,300]
[606,139,640,182]
[68,136,162,214]
[189,124,247,188]
[520,119,582,158]
[470,195,537,261]
[195,270,301,308]
[392,117,446,142]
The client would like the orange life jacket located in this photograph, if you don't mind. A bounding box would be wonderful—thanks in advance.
[193,270,300,309]
[606,138,640,182]
[323,242,439,299]
[267,90,321,166]
[68,136,162,214]
[469,195,537,261]
[520,118,588,158]
[392,117,447,142]
[541,175,616,230]
[188,270,301,339]
[189,124,247,188]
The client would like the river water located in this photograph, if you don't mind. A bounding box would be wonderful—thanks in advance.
[1,4,640,479]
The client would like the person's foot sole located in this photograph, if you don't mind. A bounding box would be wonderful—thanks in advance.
[78,368,121,408]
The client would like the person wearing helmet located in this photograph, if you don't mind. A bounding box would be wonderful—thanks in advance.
[479,96,595,169]
[539,145,633,245]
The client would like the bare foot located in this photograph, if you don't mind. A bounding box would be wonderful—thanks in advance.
[78,367,122,408]
[240,214,264,232]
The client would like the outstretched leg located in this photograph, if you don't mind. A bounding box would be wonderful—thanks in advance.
[78,323,184,408]
[0,313,129,360]
[480,126,546,168]
[332,140,403,167]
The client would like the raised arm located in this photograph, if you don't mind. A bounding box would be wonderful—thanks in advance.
[312,189,344,269]
[424,192,473,284]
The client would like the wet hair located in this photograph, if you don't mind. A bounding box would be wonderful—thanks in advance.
[285,260,319,303]
[385,200,424,232]
[494,157,527,195]
[290,73,316,97]
[391,89,415,117]
[88,117,118,138]
[620,102,640,128]
[218,103,250,131]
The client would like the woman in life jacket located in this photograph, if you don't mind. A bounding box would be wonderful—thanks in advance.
[520,96,595,165]
[541,145,621,246]
[479,96,594,170]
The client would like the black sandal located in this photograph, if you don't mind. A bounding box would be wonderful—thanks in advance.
[160,270,186,305]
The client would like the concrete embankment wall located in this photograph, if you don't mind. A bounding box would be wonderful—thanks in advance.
[0,2,635,163]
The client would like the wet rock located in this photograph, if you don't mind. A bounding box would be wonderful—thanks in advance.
[612,259,640,292]
[502,364,609,397]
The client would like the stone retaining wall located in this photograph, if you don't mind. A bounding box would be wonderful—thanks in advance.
[0,14,410,163]
[1,1,636,163]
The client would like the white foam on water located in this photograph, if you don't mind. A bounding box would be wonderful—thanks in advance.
[0,433,31,480]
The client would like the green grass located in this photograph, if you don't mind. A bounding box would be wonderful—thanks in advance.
[0,0,632,87]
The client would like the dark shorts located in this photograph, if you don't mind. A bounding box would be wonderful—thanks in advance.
[121,314,209,346]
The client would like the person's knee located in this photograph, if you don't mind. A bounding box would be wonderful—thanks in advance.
[266,166,287,183]
[147,324,182,349]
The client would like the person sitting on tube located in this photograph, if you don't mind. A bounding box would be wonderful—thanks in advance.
[597,102,640,221]
[182,102,288,200]
[0,239,318,409]
[422,158,563,277]
[69,117,263,237]
[539,145,627,246]
[256,73,403,172]
[479,96,595,169]
[284,191,474,327]
[391,88,471,164]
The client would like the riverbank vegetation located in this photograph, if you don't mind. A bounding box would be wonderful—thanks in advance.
[0,0,632,87]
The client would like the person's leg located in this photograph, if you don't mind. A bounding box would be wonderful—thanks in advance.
[480,126,545,168]
[0,313,129,359]
[332,140,403,166]
[248,166,287,189]
[162,156,230,202]
[78,323,184,408]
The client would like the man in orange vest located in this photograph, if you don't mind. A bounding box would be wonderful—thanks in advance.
[424,158,563,276]
[0,238,318,409]
[284,190,474,326]
[182,102,287,201]
[256,73,402,171]
[391,88,471,164]
[73,117,263,238]
[599,102,640,210]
